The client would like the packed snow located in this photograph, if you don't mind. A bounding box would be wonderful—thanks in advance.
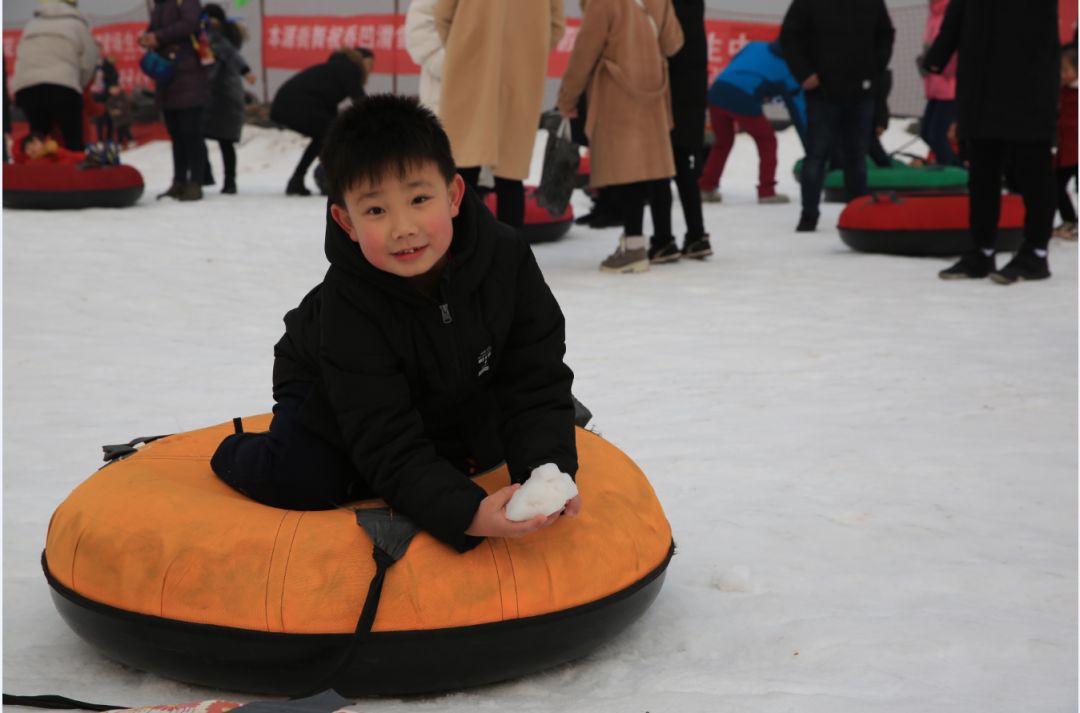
[3,117,1077,713]
[505,463,579,521]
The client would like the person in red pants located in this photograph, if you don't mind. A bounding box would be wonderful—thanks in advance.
[699,41,807,205]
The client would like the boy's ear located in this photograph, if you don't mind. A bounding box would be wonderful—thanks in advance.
[329,202,360,244]
[448,173,465,218]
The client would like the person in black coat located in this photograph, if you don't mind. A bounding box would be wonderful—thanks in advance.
[199,3,254,194]
[270,48,372,195]
[780,0,894,231]
[648,0,711,263]
[211,95,580,553]
[926,0,1059,283]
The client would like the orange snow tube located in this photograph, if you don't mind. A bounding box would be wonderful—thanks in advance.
[43,418,673,696]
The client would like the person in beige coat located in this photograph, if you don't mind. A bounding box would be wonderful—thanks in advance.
[404,0,444,113]
[435,0,564,229]
[557,0,683,273]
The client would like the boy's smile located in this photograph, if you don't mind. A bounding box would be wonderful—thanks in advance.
[330,163,465,279]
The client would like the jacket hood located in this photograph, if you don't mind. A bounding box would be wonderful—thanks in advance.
[323,186,497,303]
[34,0,85,20]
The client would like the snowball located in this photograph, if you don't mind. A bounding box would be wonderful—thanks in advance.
[504,463,579,522]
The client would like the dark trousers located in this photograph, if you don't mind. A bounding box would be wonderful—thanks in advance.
[163,106,205,185]
[210,385,360,510]
[1056,165,1077,223]
[95,113,114,143]
[649,145,705,243]
[458,167,525,228]
[968,139,1055,252]
[611,179,668,236]
[15,83,85,150]
[291,136,322,185]
[920,99,960,166]
[800,94,874,215]
[867,134,891,168]
[202,139,237,184]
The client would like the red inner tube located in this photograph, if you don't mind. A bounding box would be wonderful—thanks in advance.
[4,162,144,193]
[838,193,1025,231]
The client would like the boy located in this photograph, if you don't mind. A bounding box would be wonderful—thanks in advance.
[105,85,134,149]
[211,95,581,552]
[13,133,86,164]
[1053,46,1077,241]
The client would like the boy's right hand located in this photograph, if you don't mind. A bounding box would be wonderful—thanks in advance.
[465,484,559,539]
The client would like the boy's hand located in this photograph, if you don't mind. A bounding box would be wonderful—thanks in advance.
[465,484,560,538]
[563,494,582,517]
[802,73,820,90]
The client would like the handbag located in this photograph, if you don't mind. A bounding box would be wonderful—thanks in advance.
[535,117,580,218]
[139,50,175,83]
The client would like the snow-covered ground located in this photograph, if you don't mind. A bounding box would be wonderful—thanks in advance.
[3,119,1077,713]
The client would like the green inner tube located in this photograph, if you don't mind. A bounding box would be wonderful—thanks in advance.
[792,157,968,190]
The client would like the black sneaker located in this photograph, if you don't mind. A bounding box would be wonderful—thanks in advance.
[796,212,819,232]
[682,236,713,259]
[939,251,994,280]
[648,240,681,264]
[989,249,1050,284]
[221,179,237,194]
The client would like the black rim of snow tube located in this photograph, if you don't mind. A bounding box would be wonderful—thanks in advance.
[837,227,1025,256]
[43,541,673,697]
[3,185,144,210]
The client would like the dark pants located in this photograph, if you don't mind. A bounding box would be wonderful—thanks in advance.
[210,385,360,510]
[800,94,874,215]
[202,139,237,184]
[15,83,85,150]
[292,136,322,185]
[1056,165,1077,223]
[95,113,114,143]
[867,134,891,168]
[163,106,205,185]
[458,167,525,228]
[650,145,705,243]
[920,99,960,166]
[968,139,1055,252]
[611,179,668,236]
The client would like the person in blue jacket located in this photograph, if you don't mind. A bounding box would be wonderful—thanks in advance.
[698,41,806,205]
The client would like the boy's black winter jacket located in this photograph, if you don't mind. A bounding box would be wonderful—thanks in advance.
[273,188,578,552]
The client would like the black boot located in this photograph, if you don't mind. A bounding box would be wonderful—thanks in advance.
[990,249,1050,284]
[156,183,183,200]
[939,250,994,280]
[178,182,203,201]
[796,211,819,232]
[286,176,311,196]
[222,177,237,194]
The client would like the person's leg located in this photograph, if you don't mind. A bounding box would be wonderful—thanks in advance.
[287,134,323,194]
[738,113,780,199]
[799,93,836,228]
[940,138,1003,279]
[175,107,205,194]
[220,139,237,193]
[162,109,185,190]
[53,85,85,151]
[600,182,650,273]
[1056,165,1077,223]
[838,97,873,201]
[672,145,706,240]
[200,138,214,185]
[919,99,938,160]
[15,86,52,138]
[211,388,359,510]
[867,133,891,168]
[699,107,735,197]
[648,175,674,244]
[991,140,1055,282]
[493,176,524,228]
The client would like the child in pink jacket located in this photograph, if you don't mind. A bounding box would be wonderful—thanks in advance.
[918,0,961,166]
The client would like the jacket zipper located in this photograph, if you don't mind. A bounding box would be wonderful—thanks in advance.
[437,277,464,386]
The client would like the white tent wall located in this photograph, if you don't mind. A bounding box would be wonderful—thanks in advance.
[3,0,929,118]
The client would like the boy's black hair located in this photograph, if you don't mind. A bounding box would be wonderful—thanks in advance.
[320,94,456,205]
[20,133,44,152]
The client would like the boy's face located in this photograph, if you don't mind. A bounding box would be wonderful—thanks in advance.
[330,162,464,279]
[24,136,46,159]
[1061,57,1077,86]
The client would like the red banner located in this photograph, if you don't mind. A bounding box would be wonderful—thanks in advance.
[4,22,154,92]
[263,14,777,82]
